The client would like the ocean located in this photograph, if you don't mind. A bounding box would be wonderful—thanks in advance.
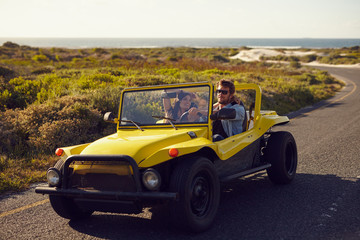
[1,38,359,49]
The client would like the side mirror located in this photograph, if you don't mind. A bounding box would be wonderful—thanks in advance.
[104,112,118,124]
[210,108,236,120]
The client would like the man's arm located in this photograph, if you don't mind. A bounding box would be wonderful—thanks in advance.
[232,104,245,121]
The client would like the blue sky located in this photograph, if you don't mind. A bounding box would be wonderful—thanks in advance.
[1,0,359,38]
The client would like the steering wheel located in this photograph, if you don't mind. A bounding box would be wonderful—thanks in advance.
[179,112,189,122]
[179,111,203,122]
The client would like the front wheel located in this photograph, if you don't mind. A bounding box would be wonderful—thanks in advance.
[265,131,298,184]
[169,157,220,232]
[49,195,93,220]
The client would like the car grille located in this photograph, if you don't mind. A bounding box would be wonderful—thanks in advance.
[68,160,137,192]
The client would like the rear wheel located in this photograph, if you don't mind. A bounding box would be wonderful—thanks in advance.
[169,157,220,232]
[265,131,298,184]
[49,195,93,220]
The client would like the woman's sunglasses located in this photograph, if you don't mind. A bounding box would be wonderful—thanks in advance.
[216,89,229,95]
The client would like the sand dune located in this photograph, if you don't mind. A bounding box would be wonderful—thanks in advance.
[230,48,360,68]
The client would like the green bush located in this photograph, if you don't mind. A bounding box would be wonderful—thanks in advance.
[301,54,317,63]
[290,61,301,69]
[299,73,321,85]
[156,68,180,78]
[8,77,41,108]
[88,86,123,114]
[201,68,233,76]
[32,54,49,62]
[0,89,12,110]
[0,156,9,171]
[31,67,53,75]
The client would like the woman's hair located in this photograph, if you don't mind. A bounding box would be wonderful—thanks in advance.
[172,91,191,119]
[172,92,198,120]
[177,91,191,101]
[173,101,181,119]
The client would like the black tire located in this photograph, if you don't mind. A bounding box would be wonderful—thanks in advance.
[49,195,93,220]
[49,159,93,220]
[265,131,298,184]
[169,157,220,232]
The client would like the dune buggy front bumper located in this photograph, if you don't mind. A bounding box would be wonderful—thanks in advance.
[35,155,177,202]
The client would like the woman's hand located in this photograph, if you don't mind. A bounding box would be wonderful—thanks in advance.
[187,107,200,122]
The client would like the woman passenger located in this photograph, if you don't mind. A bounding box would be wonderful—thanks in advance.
[162,91,200,122]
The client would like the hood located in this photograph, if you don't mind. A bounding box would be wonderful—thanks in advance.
[80,128,207,164]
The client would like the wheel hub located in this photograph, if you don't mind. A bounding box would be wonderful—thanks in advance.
[191,175,210,216]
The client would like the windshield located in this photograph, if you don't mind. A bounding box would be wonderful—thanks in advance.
[120,85,210,126]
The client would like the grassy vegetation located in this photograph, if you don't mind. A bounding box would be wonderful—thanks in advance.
[260,46,360,65]
[316,46,360,64]
[0,41,344,194]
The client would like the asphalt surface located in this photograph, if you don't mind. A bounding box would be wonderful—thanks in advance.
[1,66,359,240]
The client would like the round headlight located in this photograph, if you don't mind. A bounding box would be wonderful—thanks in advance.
[47,168,61,187]
[142,169,161,191]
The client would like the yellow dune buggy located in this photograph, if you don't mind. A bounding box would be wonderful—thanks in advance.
[35,82,297,232]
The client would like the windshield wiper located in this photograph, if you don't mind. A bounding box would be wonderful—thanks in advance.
[152,116,177,130]
[120,120,144,131]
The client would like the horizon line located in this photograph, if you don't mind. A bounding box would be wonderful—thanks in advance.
[1,37,360,39]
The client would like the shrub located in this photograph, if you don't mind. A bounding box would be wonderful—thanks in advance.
[2,41,20,48]
[167,56,179,62]
[31,67,53,75]
[126,75,177,87]
[31,117,97,153]
[0,89,12,111]
[156,68,180,78]
[88,86,123,114]
[0,66,15,78]
[35,74,71,103]
[90,73,116,83]
[0,156,9,172]
[289,61,301,69]
[211,55,230,63]
[201,68,233,76]
[76,76,101,90]
[93,48,108,55]
[8,77,41,108]
[0,95,108,156]
[32,54,49,62]
[0,110,29,157]
[301,54,317,63]
[299,73,321,85]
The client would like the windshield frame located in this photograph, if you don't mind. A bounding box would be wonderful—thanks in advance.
[117,82,213,129]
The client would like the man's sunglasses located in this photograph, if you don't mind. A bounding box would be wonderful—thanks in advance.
[216,89,229,95]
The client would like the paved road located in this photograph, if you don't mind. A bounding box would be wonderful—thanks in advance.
[1,66,359,240]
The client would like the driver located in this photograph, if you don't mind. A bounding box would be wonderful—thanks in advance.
[162,90,200,122]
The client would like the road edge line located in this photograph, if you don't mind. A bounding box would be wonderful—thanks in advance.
[0,199,49,218]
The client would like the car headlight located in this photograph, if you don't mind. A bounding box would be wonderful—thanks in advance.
[47,168,61,187]
[142,168,161,191]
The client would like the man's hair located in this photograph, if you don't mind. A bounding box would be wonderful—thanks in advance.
[217,79,240,104]
[217,79,235,95]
